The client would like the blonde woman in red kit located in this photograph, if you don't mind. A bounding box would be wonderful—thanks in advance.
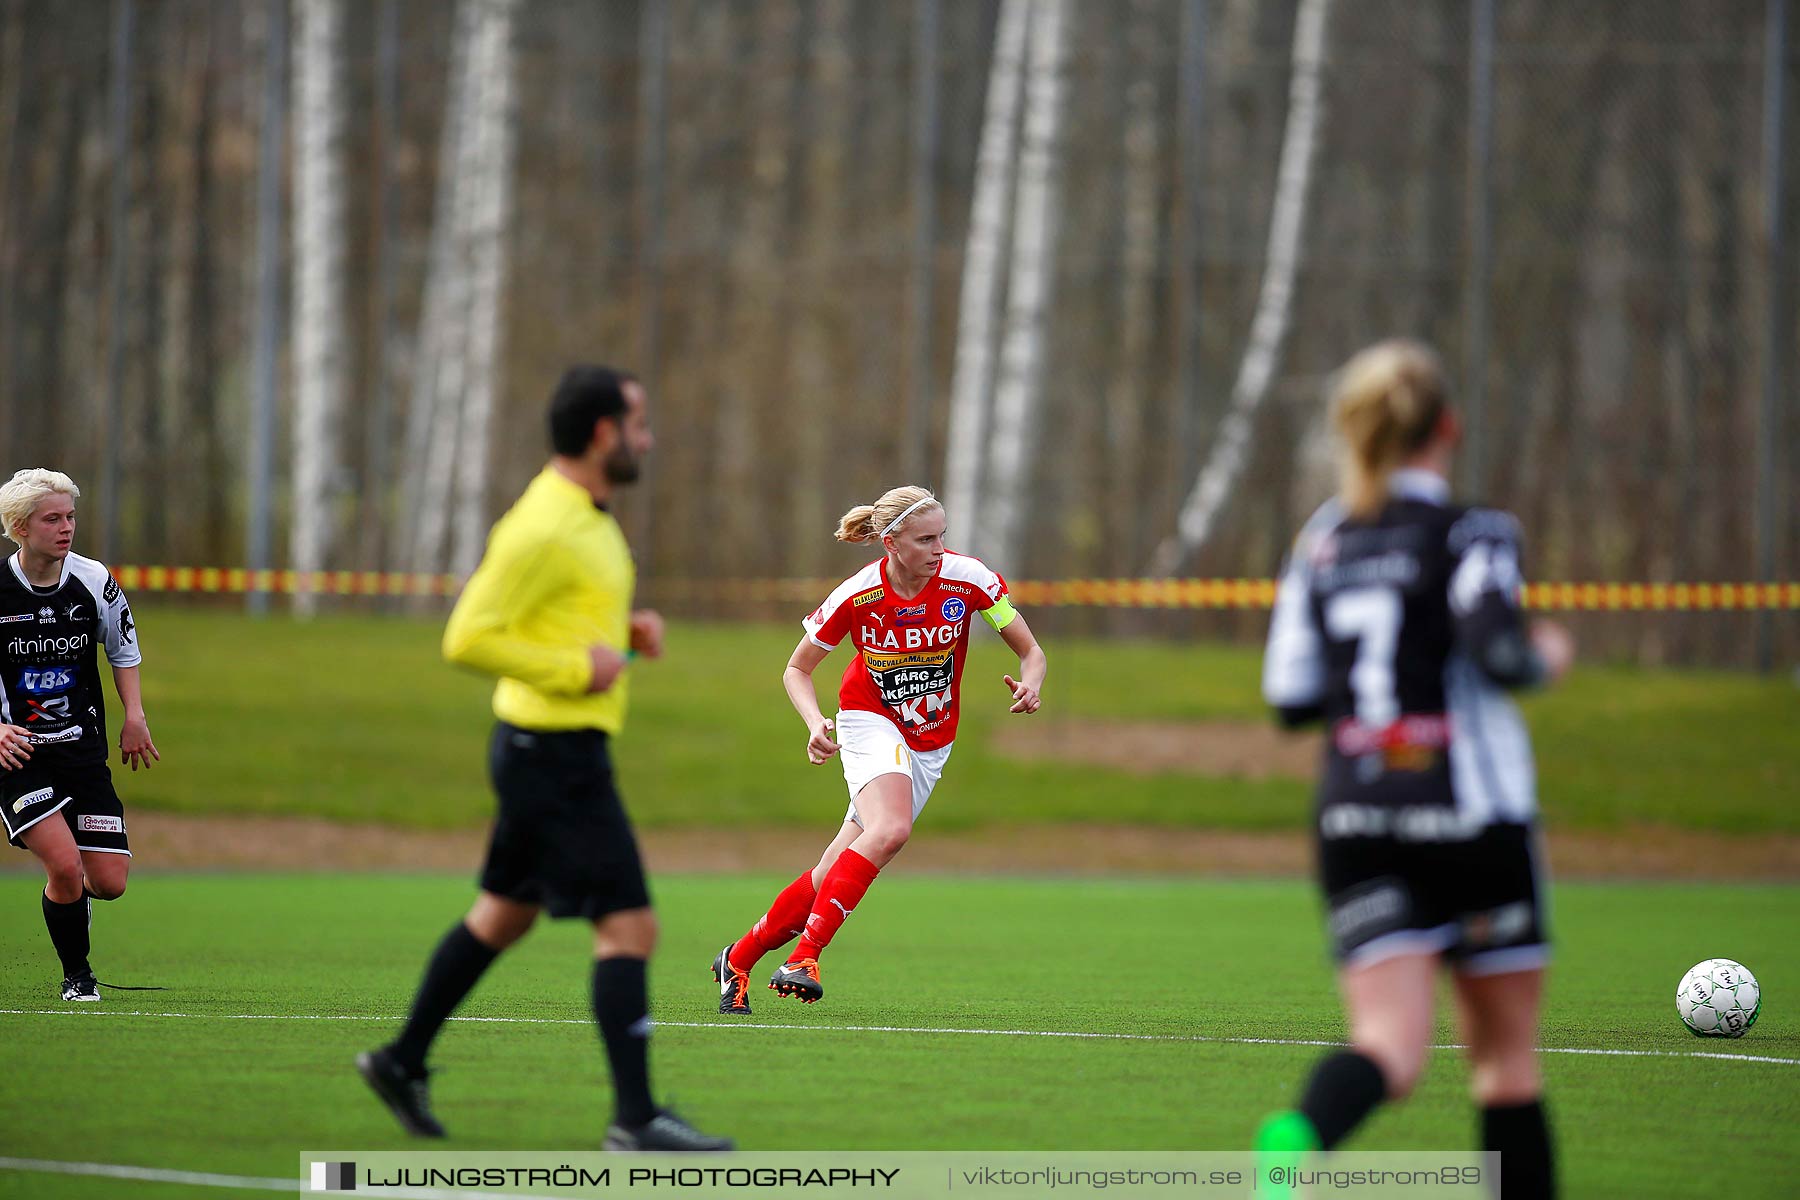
[711,486,1047,1010]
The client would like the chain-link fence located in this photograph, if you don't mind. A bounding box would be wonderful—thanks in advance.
[0,0,1792,664]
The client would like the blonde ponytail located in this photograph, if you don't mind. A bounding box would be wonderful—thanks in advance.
[834,504,881,543]
[834,485,941,543]
[1329,341,1448,520]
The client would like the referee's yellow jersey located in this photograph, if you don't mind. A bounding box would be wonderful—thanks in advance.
[442,467,634,733]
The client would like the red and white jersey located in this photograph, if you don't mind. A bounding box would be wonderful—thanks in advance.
[803,552,1013,751]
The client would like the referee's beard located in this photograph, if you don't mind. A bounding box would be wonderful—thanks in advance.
[604,445,641,485]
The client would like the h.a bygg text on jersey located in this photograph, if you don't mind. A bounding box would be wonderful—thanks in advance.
[803,552,1016,752]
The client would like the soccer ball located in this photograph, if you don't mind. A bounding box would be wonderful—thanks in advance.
[1675,959,1761,1038]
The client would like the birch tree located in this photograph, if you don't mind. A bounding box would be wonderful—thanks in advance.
[788,0,852,577]
[449,0,518,576]
[1150,0,1333,575]
[1105,0,1164,571]
[941,0,1028,536]
[405,0,522,578]
[406,5,478,576]
[712,0,798,577]
[290,0,347,613]
[976,0,1071,565]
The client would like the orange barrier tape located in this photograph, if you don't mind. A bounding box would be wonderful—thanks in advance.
[109,568,1800,611]
[115,566,461,598]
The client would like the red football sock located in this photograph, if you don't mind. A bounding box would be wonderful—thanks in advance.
[792,848,880,961]
[728,871,816,972]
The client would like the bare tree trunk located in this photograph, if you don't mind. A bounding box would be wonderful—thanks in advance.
[405,0,479,576]
[0,0,26,470]
[942,0,1028,536]
[712,0,798,577]
[406,0,486,575]
[290,0,348,613]
[133,12,164,559]
[1105,0,1163,574]
[978,0,1071,567]
[788,0,852,577]
[358,0,400,574]
[450,0,518,575]
[189,5,224,562]
[1151,0,1333,575]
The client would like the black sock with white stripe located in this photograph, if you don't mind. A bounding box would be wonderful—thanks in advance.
[42,891,91,979]
[593,956,657,1127]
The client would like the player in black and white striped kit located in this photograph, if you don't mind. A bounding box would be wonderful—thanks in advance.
[1254,343,1572,1200]
[0,469,159,1002]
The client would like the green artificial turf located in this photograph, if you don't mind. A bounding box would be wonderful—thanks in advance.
[108,607,1800,833]
[0,873,1794,1198]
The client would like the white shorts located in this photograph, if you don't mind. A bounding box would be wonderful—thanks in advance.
[834,709,953,826]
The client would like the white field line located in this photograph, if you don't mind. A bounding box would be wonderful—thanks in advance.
[0,1155,552,1199]
[1,1007,1794,1067]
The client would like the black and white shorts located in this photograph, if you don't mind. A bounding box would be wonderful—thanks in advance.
[2,757,131,855]
[1317,815,1547,976]
[479,723,650,922]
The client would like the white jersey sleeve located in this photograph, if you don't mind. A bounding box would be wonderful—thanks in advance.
[1261,501,1340,714]
[802,561,884,651]
[938,552,1016,631]
[68,554,142,669]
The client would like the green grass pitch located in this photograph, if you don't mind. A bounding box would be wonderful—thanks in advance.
[1,872,1795,1198]
[112,607,1800,833]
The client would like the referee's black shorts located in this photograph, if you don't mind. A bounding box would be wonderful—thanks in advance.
[479,722,651,921]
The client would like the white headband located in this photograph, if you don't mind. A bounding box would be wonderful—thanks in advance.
[879,496,936,538]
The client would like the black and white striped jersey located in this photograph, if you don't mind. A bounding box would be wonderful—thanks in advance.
[0,551,140,765]
[1262,469,1543,828]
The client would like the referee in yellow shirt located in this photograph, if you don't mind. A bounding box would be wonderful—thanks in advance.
[357,366,731,1152]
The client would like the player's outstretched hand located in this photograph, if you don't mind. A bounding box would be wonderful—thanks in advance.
[1530,619,1574,685]
[629,609,666,660]
[806,717,840,765]
[1004,674,1041,715]
[119,715,159,772]
[0,723,31,770]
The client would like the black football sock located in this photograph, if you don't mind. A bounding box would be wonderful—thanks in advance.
[42,891,91,979]
[390,922,499,1074]
[592,956,657,1127]
[1297,1050,1389,1150]
[1482,1098,1554,1199]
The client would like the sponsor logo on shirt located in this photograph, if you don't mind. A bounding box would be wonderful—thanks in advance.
[19,667,76,694]
[0,613,34,624]
[12,787,53,814]
[892,602,928,627]
[103,577,121,604]
[858,621,965,651]
[77,814,124,834]
[852,587,885,607]
[938,582,973,596]
[7,632,90,657]
[37,606,54,623]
